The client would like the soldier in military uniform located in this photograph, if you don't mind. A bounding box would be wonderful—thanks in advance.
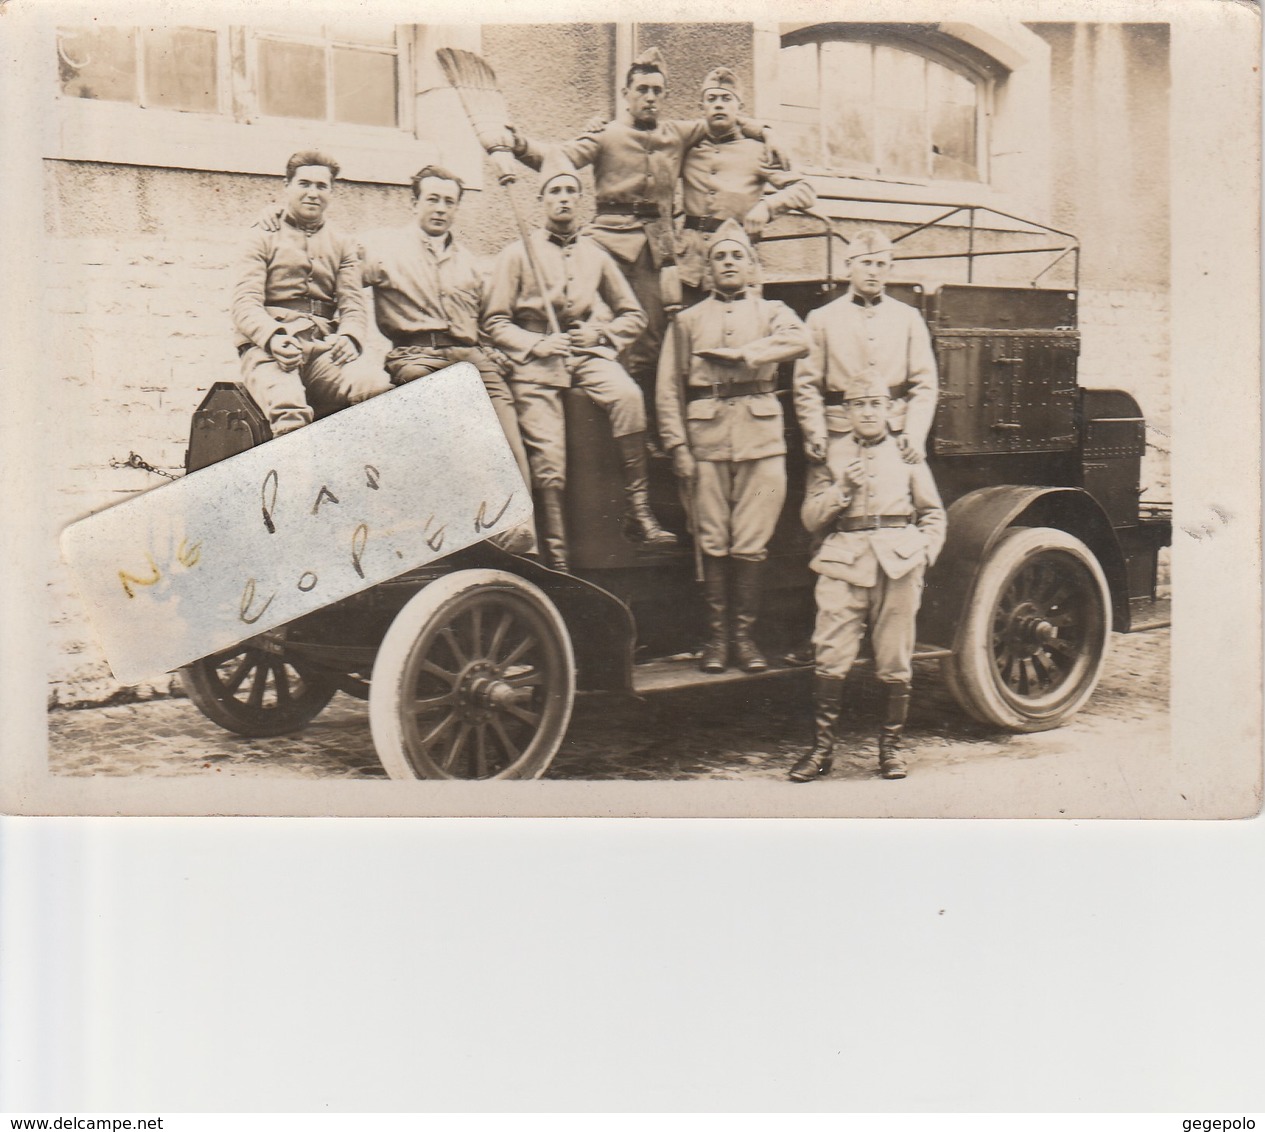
[358,165,536,554]
[678,67,816,304]
[232,151,368,436]
[482,151,677,572]
[794,228,938,463]
[657,220,809,673]
[789,382,947,782]
[507,48,783,433]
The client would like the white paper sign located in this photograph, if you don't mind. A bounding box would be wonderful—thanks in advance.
[61,363,532,685]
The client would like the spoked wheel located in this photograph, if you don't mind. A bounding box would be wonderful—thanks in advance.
[179,643,339,737]
[369,570,575,780]
[942,526,1112,732]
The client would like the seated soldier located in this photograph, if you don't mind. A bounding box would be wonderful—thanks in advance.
[481,150,677,572]
[790,381,946,783]
[232,151,367,435]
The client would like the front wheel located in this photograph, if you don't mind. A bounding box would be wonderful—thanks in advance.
[369,570,575,779]
[941,526,1112,732]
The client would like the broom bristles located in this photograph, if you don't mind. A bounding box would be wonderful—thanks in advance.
[436,48,511,152]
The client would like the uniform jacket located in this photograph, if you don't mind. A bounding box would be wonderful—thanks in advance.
[482,228,647,388]
[657,293,809,462]
[678,132,816,288]
[359,226,487,346]
[793,292,938,453]
[518,118,766,267]
[232,215,368,351]
[801,432,946,587]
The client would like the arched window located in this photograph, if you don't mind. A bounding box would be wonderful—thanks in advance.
[778,25,1000,183]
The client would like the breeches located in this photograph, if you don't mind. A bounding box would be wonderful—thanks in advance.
[691,457,785,562]
[386,346,531,490]
[510,355,646,488]
[620,244,667,389]
[239,342,351,435]
[813,566,925,683]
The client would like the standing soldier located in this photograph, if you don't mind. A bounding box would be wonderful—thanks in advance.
[507,48,782,435]
[232,151,367,436]
[793,229,939,464]
[657,220,809,673]
[358,165,536,554]
[789,381,946,782]
[678,67,816,304]
[482,151,677,572]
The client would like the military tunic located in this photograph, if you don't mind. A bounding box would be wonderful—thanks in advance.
[678,132,816,290]
[482,227,648,489]
[657,292,809,560]
[802,432,946,682]
[794,292,939,455]
[232,215,368,434]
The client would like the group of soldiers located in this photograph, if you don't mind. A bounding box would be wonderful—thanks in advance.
[230,49,947,782]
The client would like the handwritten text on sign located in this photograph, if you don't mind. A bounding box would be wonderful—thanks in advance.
[61,363,532,686]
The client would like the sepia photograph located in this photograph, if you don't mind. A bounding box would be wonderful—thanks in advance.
[3,0,1258,816]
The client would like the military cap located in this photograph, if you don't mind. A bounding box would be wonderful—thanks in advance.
[701,66,743,101]
[708,217,754,256]
[845,227,895,259]
[538,147,583,193]
[631,46,668,83]
[839,372,894,403]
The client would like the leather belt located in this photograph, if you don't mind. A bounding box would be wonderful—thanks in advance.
[683,215,724,233]
[686,381,778,401]
[824,382,908,407]
[272,296,337,320]
[598,200,662,219]
[392,330,469,350]
[837,515,913,533]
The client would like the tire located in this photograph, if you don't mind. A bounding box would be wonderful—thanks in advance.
[369,570,575,780]
[179,644,338,737]
[941,526,1112,732]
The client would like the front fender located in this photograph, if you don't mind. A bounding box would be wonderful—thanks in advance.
[920,485,1131,647]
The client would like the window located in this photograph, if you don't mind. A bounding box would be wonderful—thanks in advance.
[779,29,993,183]
[57,26,222,114]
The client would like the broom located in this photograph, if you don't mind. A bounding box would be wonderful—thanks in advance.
[436,47,561,337]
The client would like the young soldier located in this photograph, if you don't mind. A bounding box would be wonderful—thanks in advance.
[506,48,785,432]
[657,220,809,672]
[789,381,946,782]
[482,151,677,572]
[677,68,816,303]
[232,151,367,435]
[793,228,938,463]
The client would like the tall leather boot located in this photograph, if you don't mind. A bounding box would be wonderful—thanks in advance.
[699,555,729,673]
[537,486,570,573]
[615,433,679,548]
[789,674,846,782]
[730,558,769,673]
[878,680,912,780]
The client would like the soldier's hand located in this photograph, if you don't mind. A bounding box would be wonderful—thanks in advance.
[530,333,572,359]
[744,201,772,237]
[326,335,361,367]
[671,446,697,480]
[268,332,303,371]
[695,347,743,365]
[804,438,827,463]
[762,130,792,171]
[582,115,609,134]
[843,458,867,490]
[567,324,601,349]
[483,346,514,377]
[896,434,925,464]
[254,205,286,233]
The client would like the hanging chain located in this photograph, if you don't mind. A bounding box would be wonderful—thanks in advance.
[109,451,182,480]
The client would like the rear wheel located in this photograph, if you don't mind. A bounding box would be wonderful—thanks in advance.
[942,526,1111,732]
[369,570,575,779]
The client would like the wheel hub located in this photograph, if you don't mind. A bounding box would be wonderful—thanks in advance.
[1004,602,1058,658]
[454,661,529,723]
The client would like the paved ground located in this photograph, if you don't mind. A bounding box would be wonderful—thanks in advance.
[48,626,1169,783]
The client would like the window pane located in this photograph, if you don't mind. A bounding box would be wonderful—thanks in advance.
[324,21,398,46]
[258,39,326,120]
[874,46,928,178]
[820,40,873,168]
[778,107,822,170]
[57,26,137,103]
[142,28,218,113]
[332,47,397,126]
[779,43,818,109]
[929,63,978,180]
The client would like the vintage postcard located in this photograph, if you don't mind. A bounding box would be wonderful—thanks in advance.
[1,0,1259,817]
